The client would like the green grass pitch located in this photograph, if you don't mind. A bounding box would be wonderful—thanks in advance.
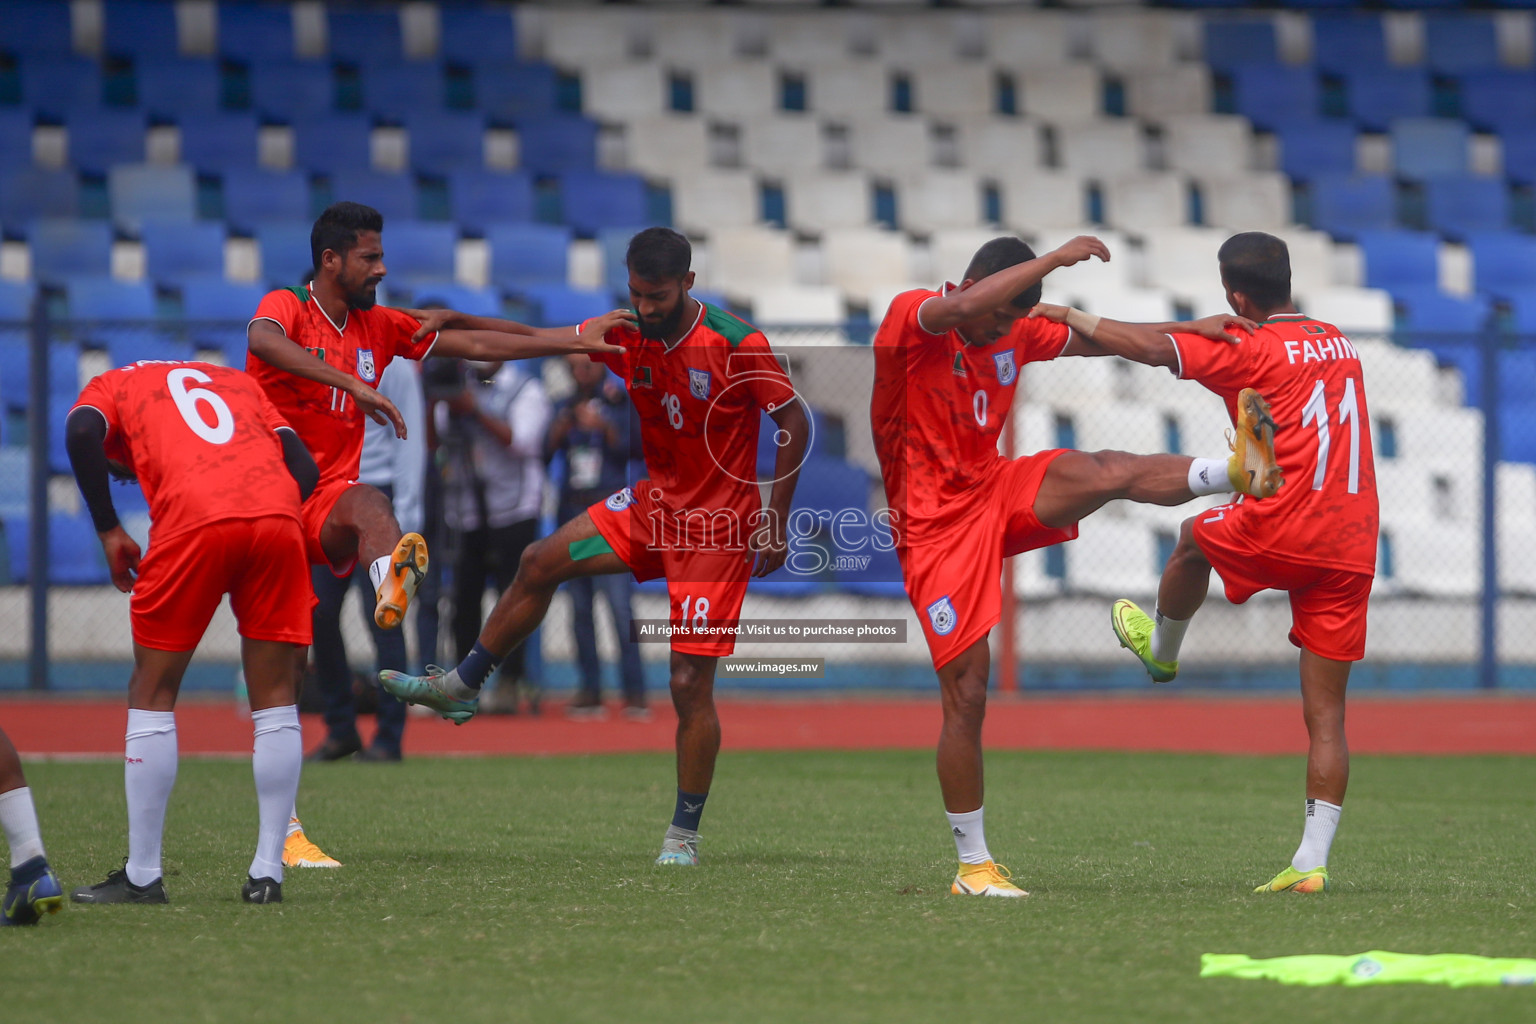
[5,751,1535,1023]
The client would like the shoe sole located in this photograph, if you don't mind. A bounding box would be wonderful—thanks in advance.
[1255,874,1329,894]
[33,894,63,916]
[1110,600,1177,683]
[375,533,429,630]
[1234,389,1283,499]
[950,880,1028,898]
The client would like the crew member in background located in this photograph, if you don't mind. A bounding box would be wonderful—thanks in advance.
[546,354,648,719]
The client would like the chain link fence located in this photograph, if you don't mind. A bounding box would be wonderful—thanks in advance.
[0,317,1526,692]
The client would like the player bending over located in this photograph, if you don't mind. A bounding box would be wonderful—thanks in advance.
[245,202,629,867]
[871,235,1283,898]
[0,727,63,925]
[380,227,810,866]
[65,361,322,905]
[1040,231,1377,894]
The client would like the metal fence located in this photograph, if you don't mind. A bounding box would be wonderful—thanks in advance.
[0,313,1528,692]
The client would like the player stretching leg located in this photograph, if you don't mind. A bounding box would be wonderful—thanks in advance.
[871,236,1282,897]
[1064,233,1376,893]
[0,727,63,925]
[64,361,322,904]
[381,228,809,866]
[246,202,629,866]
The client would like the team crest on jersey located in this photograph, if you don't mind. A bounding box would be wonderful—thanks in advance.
[688,367,712,400]
[926,595,957,636]
[633,366,653,388]
[356,349,377,383]
[604,487,635,511]
[992,351,1017,386]
[952,352,967,377]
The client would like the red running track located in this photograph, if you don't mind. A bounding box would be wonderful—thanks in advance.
[4,695,1536,757]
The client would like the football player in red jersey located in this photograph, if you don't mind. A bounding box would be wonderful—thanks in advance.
[62,361,321,905]
[871,235,1283,898]
[1037,232,1378,895]
[246,203,628,866]
[381,228,810,866]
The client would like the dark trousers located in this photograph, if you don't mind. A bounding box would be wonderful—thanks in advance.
[311,562,408,754]
[453,517,539,683]
[566,572,645,703]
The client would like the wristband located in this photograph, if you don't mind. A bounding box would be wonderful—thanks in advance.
[1064,308,1101,337]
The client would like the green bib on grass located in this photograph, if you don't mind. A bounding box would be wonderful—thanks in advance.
[1201,951,1536,987]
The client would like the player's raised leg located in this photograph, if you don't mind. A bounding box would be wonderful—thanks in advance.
[1111,515,1214,683]
[656,652,720,866]
[320,483,428,631]
[379,510,629,720]
[0,727,63,925]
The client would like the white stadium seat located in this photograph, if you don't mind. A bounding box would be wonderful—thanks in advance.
[929,228,1007,282]
[896,170,986,233]
[847,116,935,174]
[785,172,874,232]
[865,281,933,325]
[997,172,1090,232]
[1199,173,1291,232]
[580,63,668,121]
[695,62,780,118]
[1101,173,1189,234]
[1353,338,1440,413]
[766,11,861,63]
[1089,9,1185,72]
[701,226,797,298]
[622,116,710,177]
[741,116,827,176]
[1141,227,1226,294]
[1300,287,1393,334]
[1271,227,1337,296]
[1056,119,1146,176]
[537,7,637,63]
[804,61,892,118]
[1066,520,1163,596]
[1020,66,1103,124]
[1124,65,1212,121]
[1033,227,1134,292]
[748,284,845,326]
[985,11,1079,68]
[910,65,998,119]
[954,117,1045,177]
[671,169,761,235]
[821,227,916,305]
[1076,287,1177,323]
[877,12,984,65]
[1071,401,1169,456]
[1380,521,1479,598]
[1161,115,1255,175]
[645,9,739,63]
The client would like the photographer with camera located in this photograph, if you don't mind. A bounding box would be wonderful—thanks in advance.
[430,357,552,714]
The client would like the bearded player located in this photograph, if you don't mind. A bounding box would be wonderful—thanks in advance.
[64,360,321,905]
[1040,232,1377,894]
[246,202,629,866]
[380,227,810,867]
[872,235,1283,898]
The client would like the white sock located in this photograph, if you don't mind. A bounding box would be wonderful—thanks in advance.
[288,808,302,838]
[124,709,178,887]
[946,806,992,865]
[368,554,391,590]
[250,706,302,883]
[1292,798,1342,871]
[0,787,46,867]
[1188,457,1231,496]
[1150,609,1190,663]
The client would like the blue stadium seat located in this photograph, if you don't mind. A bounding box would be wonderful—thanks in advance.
[1459,72,1536,134]
[441,8,518,65]
[475,64,561,122]
[109,164,195,229]
[255,221,317,287]
[0,280,36,320]
[102,331,194,369]
[0,111,34,175]
[1308,175,1395,239]
[1275,119,1356,180]
[833,539,904,599]
[514,116,597,174]
[791,456,871,523]
[1468,232,1536,298]
[1425,176,1509,238]
[180,277,267,320]
[66,277,155,320]
[221,168,311,230]
[218,3,295,63]
[448,169,534,234]
[1356,229,1439,295]
[1201,20,1278,74]
[141,220,226,284]
[517,284,614,328]
[559,170,648,237]
[404,284,502,317]
[1499,350,1536,406]
[1231,67,1320,131]
[1391,118,1469,180]
[67,110,147,174]
[1396,292,1490,334]
[380,221,457,286]
[405,112,485,175]
[103,0,180,58]
[290,114,373,176]
[1313,14,1389,75]
[1424,14,1500,75]
[487,223,573,289]
[0,168,78,230]
[20,58,102,118]
[597,225,647,294]
[1505,289,1536,335]
[176,113,260,174]
[1501,126,1536,185]
[250,61,334,121]
[328,9,403,66]
[1422,342,1483,405]
[1499,405,1536,465]
[2,1,75,56]
[1343,70,1431,132]
[136,60,223,119]
[329,170,417,222]
[28,219,113,283]
[363,63,447,121]
[4,513,110,585]
[0,449,27,519]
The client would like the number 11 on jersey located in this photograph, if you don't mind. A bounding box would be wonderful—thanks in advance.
[1301,377,1360,494]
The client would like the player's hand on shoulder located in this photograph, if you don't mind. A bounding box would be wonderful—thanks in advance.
[405,307,455,345]
[1184,313,1258,345]
[573,309,637,353]
[1051,235,1111,268]
[1027,303,1071,323]
[99,526,141,593]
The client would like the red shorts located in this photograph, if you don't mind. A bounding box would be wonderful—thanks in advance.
[1193,503,1372,662]
[301,477,361,575]
[586,482,753,657]
[900,451,1078,669]
[131,515,313,651]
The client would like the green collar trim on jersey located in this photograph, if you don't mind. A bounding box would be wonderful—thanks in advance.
[702,303,758,347]
[1262,312,1308,323]
[286,286,312,303]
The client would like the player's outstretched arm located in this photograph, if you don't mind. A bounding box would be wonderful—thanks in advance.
[919,235,1110,335]
[247,319,409,438]
[1032,305,1256,370]
[64,407,141,593]
[751,400,810,578]
[404,308,596,346]
[431,310,635,362]
[276,426,320,502]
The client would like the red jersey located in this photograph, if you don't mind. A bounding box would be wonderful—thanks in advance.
[871,287,1071,540]
[71,361,302,546]
[1170,312,1378,574]
[585,302,795,520]
[246,287,436,486]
